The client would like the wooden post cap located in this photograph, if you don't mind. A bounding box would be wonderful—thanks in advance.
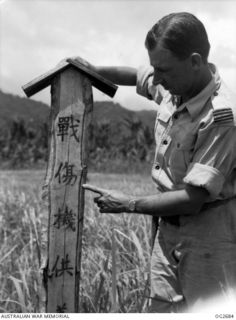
[22,59,118,98]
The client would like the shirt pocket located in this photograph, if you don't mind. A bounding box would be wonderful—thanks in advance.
[168,134,196,181]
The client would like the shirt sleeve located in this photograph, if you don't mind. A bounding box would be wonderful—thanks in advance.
[183,125,236,198]
[136,65,165,105]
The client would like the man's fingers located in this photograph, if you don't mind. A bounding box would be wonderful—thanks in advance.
[66,56,90,68]
[94,196,101,204]
[83,184,107,195]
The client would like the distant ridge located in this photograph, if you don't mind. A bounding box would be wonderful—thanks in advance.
[0,89,50,127]
[0,89,156,129]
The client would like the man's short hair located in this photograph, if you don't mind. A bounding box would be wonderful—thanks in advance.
[145,12,210,63]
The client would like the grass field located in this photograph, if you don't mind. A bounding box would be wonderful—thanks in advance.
[0,170,157,313]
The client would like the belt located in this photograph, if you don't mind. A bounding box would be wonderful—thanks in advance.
[161,196,236,227]
[201,196,236,211]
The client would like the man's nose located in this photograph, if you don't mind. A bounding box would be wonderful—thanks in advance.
[153,72,163,85]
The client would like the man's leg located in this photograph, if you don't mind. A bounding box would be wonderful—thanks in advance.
[178,203,236,311]
[178,244,236,311]
[149,223,185,313]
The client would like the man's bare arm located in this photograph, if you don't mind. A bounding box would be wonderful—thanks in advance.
[83,184,209,216]
[95,66,137,86]
[133,185,208,216]
[63,57,137,86]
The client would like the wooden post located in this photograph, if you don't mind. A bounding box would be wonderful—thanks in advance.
[22,60,117,312]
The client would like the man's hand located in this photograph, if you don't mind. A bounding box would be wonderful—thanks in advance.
[57,56,95,70]
[57,57,137,85]
[83,184,130,213]
[67,56,93,69]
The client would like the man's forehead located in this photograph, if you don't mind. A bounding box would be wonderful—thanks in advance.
[148,45,178,67]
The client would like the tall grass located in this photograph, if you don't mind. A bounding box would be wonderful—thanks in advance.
[0,172,44,312]
[80,173,155,312]
[0,170,156,313]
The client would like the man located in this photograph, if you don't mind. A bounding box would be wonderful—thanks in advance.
[80,12,236,312]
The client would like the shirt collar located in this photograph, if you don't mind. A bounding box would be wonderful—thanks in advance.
[177,63,221,120]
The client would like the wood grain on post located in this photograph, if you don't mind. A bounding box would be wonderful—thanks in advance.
[22,61,117,313]
[45,68,93,312]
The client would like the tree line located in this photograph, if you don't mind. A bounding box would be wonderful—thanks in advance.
[0,117,155,173]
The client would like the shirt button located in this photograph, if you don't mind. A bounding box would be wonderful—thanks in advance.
[162,139,168,145]
[155,164,160,170]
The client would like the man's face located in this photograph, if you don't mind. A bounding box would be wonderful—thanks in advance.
[148,43,195,97]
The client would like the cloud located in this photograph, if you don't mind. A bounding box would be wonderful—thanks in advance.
[213,46,236,68]
[1,0,236,109]
[198,12,236,61]
[196,11,236,93]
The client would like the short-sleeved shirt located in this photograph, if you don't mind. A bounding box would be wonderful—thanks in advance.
[137,64,236,310]
[136,63,236,203]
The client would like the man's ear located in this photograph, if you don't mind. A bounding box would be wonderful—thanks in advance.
[190,53,202,70]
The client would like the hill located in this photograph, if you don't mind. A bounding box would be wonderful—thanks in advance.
[0,90,50,128]
[0,89,157,171]
[0,89,156,129]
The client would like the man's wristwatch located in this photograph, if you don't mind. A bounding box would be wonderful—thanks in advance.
[128,199,136,212]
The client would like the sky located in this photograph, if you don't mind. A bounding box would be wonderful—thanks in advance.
[1,0,236,111]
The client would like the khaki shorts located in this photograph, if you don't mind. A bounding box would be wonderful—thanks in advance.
[150,202,236,313]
